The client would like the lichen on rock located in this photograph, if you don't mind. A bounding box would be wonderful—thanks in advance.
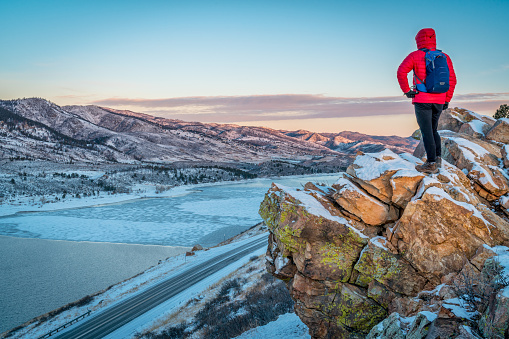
[260,107,509,338]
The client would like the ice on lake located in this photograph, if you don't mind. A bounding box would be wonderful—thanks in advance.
[0,174,341,247]
[0,173,341,333]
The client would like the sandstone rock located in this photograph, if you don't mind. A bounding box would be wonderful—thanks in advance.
[463,109,497,127]
[259,183,369,282]
[395,187,499,283]
[468,163,509,199]
[470,244,497,271]
[390,169,425,208]
[437,108,465,132]
[441,131,501,169]
[266,233,297,280]
[335,283,387,333]
[406,311,437,339]
[332,176,398,225]
[425,318,462,338]
[438,285,459,301]
[290,272,337,313]
[354,238,427,296]
[294,302,334,339]
[260,109,509,338]
[347,149,423,203]
[486,118,509,144]
[502,144,509,168]
[389,296,425,317]
[501,195,509,217]
[413,139,426,159]
[367,279,399,309]
[459,120,489,138]
[366,312,405,339]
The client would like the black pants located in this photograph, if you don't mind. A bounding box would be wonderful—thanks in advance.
[414,103,444,163]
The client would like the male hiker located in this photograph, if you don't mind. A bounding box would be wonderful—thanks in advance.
[397,28,457,174]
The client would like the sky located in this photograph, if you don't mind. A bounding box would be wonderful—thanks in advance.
[1,0,508,136]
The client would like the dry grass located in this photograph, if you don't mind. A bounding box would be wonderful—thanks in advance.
[137,255,294,339]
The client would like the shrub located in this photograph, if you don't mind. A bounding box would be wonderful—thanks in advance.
[493,104,509,119]
[140,274,294,339]
[452,257,509,338]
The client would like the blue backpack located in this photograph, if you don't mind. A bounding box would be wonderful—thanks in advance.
[414,48,450,93]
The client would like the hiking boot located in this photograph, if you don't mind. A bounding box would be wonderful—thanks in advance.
[436,156,442,168]
[415,162,439,174]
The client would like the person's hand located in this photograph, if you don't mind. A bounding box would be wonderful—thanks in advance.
[404,90,417,98]
[443,102,449,110]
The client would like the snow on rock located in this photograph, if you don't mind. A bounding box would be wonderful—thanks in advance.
[349,149,420,182]
[261,107,509,338]
[332,176,398,226]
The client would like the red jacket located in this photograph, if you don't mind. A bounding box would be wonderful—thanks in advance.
[397,28,457,104]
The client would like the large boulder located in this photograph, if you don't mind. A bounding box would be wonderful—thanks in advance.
[260,108,509,338]
[486,118,509,144]
[353,238,427,295]
[437,107,496,133]
[346,149,424,205]
[260,183,369,282]
[332,176,398,226]
[394,186,507,283]
[438,131,509,200]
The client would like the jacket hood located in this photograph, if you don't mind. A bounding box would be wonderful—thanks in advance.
[415,28,436,50]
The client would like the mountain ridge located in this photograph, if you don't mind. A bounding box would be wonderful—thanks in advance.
[0,98,417,165]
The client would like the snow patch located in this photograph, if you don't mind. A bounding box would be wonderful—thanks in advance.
[274,184,368,239]
[468,120,487,135]
[442,301,477,320]
[234,312,310,339]
[352,149,419,182]
[419,311,438,322]
[371,236,389,251]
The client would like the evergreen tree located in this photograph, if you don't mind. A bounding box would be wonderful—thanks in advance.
[493,104,509,119]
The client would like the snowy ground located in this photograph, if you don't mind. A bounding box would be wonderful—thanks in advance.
[3,232,268,339]
[0,172,341,217]
[0,182,194,217]
[234,313,310,339]
[0,173,338,338]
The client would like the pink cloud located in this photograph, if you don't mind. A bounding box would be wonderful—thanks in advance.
[89,93,509,123]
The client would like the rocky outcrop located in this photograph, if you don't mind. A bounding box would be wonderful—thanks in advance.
[260,107,509,338]
[414,108,509,202]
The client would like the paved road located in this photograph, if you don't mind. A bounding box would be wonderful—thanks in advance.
[53,237,267,339]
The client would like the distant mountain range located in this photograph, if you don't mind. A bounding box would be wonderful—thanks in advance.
[0,98,417,165]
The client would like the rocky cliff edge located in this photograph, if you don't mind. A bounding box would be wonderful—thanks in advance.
[259,107,509,338]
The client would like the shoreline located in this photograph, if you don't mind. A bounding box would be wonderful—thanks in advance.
[0,172,342,218]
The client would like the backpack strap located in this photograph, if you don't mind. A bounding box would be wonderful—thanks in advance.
[413,71,424,85]
[414,48,433,84]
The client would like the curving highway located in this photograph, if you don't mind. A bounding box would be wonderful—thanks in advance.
[53,237,267,339]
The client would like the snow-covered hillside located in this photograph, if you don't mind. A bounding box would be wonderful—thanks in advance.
[0,98,416,165]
